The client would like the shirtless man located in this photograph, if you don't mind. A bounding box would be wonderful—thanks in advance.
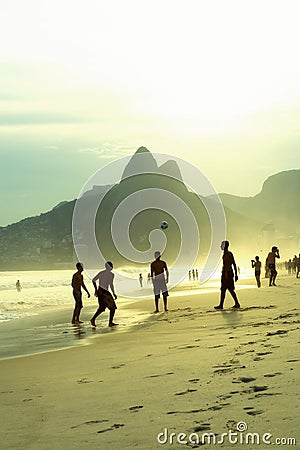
[251,256,262,287]
[71,262,90,324]
[214,241,240,310]
[90,261,118,327]
[266,246,280,286]
[150,251,169,313]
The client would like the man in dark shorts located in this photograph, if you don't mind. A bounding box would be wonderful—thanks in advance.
[214,241,240,310]
[71,262,90,324]
[266,246,280,286]
[251,255,262,287]
[150,251,169,313]
[90,261,118,327]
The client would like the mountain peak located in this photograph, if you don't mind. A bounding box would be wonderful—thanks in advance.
[135,146,150,154]
[121,147,158,180]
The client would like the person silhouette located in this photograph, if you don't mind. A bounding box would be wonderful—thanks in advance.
[214,241,240,310]
[150,251,169,313]
[287,259,293,275]
[296,254,300,279]
[90,261,118,327]
[16,280,22,292]
[251,256,261,287]
[266,246,280,286]
[71,262,90,324]
[139,273,143,287]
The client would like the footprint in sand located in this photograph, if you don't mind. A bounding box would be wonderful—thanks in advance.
[217,394,232,400]
[111,363,126,369]
[71,419,109,429]
[255,392,282,398]
[251,385,268,392]
[208,405,223,411]
[145,372,174,378]
[97,423,124,434]
[77,378,94,384]
[188,378,200,383]
[266,330,288,336]
[129,405,144,411]
[264,372,282,377]
[194,424,211,432]
[175,389,197,396]
[167,409,204,415]
[169,344,200,350]
[256,351,272,356]
[246,409,264,415]
[237,376,256,383]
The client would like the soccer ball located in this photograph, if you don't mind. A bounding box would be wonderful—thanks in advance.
[160,220,169,230]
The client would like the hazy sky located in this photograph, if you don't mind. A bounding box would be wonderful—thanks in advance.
[1,0,300,226]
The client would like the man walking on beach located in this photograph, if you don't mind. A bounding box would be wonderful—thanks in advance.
[214,241,240,310]
[90,261,118,327]
[150,251,169,313]
[266,246,280,286]
[71,262,90,324]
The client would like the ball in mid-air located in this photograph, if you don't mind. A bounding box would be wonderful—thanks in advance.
[160,220,169,230]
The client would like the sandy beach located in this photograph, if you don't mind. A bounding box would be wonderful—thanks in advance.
[0,275,299,449]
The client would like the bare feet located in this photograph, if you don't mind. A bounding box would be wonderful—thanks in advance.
[214,305,223,310]
[109,322,119,327]
[90,320,96,327]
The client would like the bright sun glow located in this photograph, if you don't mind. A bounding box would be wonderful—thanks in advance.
[0,0,300,225]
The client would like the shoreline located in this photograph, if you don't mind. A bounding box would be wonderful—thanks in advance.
[0,276,260,360]
[0,273,295,361]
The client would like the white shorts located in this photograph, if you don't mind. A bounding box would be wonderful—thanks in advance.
[153,274,169,298]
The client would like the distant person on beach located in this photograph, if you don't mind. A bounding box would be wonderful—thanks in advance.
[90,261,118,327]
[139,273,143,287]
[266,246,280,286]
[214,240,240,310]
[287,259,293,275]
[292,255,297,274]
[251,256,261,287]
[296,254,300,279]
[150,251,169,313]
[71,262,90,324]
[16,280,22,292]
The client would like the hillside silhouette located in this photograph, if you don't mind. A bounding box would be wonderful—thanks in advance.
[0,148,298,270]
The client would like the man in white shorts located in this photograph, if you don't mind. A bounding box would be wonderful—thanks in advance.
[150,251,169,313]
